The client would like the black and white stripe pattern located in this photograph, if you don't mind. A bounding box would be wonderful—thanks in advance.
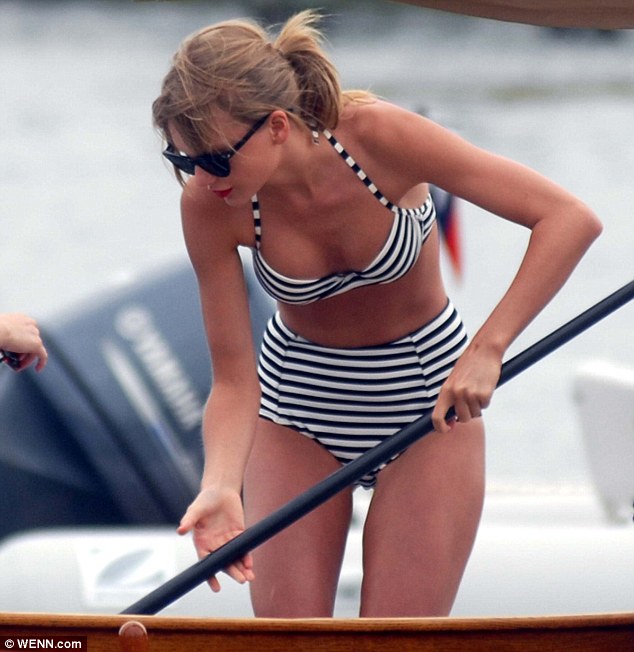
[250,130,436,306]
[258,301,468,488]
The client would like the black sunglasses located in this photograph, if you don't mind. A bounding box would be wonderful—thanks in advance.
[163,113,271,178]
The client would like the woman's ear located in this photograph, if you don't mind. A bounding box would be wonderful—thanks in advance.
[268,110,290,144]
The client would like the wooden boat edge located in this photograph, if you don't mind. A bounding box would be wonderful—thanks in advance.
[2,610,634,631]
[2,611,633,651]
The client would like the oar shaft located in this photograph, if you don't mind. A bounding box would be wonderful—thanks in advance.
[498,280,634,386]
[122,279,634,616]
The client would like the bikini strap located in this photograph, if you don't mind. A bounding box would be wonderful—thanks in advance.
[251,194,262,249]
[322,129,397,213]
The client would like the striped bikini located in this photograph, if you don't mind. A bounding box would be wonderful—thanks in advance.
[251,129,436,305]
[252,130,468,488]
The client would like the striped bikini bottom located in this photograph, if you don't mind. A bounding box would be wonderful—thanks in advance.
[257,300,468,488]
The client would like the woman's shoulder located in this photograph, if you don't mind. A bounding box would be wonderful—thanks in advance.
[339,98,438,178]
[180,181,254,252]
[341,97,415,127]
[341,98,431,148]
[181,180,218,216]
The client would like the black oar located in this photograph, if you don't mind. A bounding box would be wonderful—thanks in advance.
[122,279,634,616]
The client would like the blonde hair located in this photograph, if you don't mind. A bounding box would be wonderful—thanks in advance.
[153,10,362,162]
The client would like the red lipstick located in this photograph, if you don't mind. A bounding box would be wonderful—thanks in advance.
[213,188,233,199]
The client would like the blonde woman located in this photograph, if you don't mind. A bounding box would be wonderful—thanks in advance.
[153,11,601,617]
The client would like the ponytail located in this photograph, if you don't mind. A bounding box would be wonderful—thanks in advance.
[274,10,342,131]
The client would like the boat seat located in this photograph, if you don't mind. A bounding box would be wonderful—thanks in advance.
[573,359,634,523]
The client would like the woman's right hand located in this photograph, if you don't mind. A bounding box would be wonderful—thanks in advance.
[177,486,255,592]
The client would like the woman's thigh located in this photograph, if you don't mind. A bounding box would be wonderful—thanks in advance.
[243,418,353,617]
[360,418,485,617]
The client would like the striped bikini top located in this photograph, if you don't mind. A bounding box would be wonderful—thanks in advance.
[250,129,436,305]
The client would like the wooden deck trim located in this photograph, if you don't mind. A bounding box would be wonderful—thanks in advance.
[1,611,633,651]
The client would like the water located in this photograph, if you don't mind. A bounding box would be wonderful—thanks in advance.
[2,1,633,489]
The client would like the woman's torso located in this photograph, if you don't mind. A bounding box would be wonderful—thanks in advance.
[218,101,448,346]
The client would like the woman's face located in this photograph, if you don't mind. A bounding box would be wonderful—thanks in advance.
[166,111,288,205]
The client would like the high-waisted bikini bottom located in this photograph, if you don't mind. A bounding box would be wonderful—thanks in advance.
[257,300,468,488]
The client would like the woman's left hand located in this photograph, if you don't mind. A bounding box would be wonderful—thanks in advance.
[431,346,502,433]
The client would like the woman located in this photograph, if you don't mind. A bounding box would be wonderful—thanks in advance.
[0,312,48,372]
[152,11,601,617]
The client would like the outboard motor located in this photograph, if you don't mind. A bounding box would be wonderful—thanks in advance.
[0,258,274,540]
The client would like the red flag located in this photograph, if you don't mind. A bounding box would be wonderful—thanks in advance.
[431,187,463,280]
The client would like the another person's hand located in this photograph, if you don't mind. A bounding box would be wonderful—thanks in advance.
[0,313,48,372]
